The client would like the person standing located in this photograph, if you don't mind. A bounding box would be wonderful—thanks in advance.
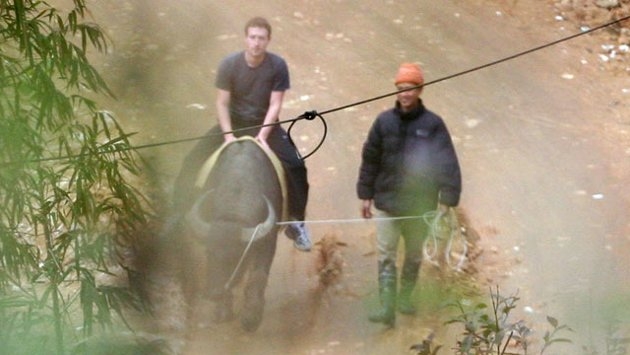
[172,17,312,251]
[356,62,462,327]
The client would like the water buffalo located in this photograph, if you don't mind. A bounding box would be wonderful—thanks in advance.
[184,137,285,332]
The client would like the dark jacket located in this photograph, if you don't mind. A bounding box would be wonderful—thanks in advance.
[357,99,461,216]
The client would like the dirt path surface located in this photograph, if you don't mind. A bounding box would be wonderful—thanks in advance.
[84,0,630,353]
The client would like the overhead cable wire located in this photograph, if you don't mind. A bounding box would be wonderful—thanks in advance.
[2,14,629,167]
[312,13,630,117]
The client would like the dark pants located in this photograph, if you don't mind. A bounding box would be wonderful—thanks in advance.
[172,122,309,221]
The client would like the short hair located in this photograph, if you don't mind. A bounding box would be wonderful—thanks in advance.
[244,17,272,38]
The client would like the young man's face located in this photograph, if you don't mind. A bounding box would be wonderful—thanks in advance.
[245,26,270,58]
[396,83,422,112]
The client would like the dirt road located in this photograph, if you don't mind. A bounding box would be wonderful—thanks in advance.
[86,0,630,353]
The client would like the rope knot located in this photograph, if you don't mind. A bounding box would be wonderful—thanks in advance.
[301,110,318,120]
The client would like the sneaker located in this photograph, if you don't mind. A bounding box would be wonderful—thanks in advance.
[284,222,312,252]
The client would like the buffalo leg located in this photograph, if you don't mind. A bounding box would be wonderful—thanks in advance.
[240,235,277,332]
[240,268,267,332]
[213,291,234,323]
[207,251,235,323]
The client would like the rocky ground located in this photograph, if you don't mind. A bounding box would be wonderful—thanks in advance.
[554,0,629,73]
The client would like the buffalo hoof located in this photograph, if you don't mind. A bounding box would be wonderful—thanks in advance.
[241,297,264,332]
[240,310,263,332]
[213,305,234,323]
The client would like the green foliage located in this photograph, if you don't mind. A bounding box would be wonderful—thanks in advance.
[1,1,150,354]
[410,332,443,355]
[444,286,573,355]
[581,319,630,355]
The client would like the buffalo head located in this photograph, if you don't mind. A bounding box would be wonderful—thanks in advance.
[185,189,277,243]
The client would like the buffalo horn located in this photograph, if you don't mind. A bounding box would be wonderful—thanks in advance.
[241,196,276,242]
[185,189,213,236]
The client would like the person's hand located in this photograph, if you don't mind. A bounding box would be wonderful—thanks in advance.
[255,134,270,149]
[224,133,237,143]
[361,199,373,219]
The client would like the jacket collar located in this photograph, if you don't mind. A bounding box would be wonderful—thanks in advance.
[394,99,425,121]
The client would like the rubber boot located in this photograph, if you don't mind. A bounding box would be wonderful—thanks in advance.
[398,260,420,315]
[369,261,397,327]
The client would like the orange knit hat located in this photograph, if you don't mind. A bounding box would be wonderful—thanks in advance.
[394,62,424,86]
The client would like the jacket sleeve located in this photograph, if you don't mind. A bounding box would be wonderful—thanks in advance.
[356,119,382,200]
[433,121,462,206]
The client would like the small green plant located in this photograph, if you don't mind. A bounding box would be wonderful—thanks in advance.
[410,332,443,355]
[441,286,573,355]
[580,319,630,355]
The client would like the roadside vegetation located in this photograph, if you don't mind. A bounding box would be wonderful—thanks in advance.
[410,286,629,355]
[0,1,161,354]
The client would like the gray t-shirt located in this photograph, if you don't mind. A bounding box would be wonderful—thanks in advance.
[215,51,290,123]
